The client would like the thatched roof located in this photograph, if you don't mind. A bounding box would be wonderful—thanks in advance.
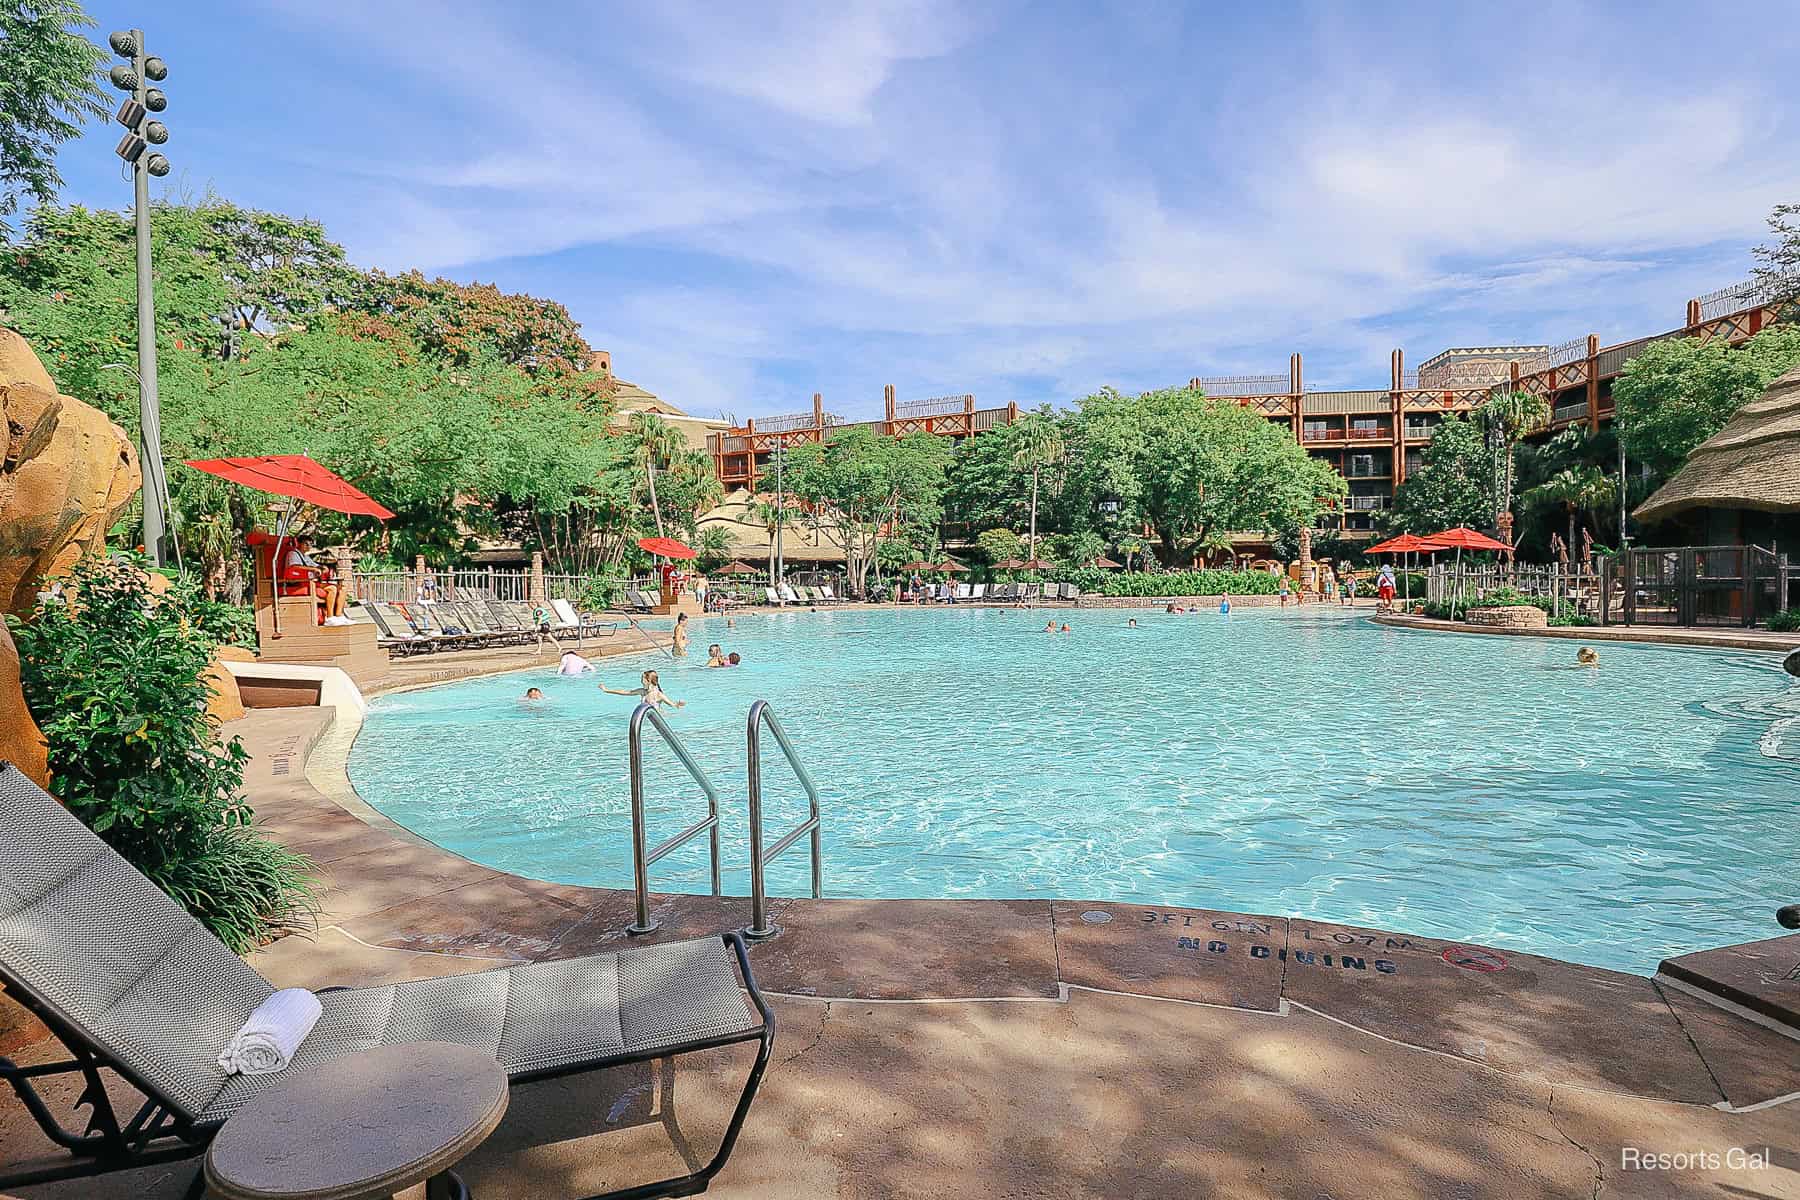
[694,488,852,563]
[1635,364,1800,522]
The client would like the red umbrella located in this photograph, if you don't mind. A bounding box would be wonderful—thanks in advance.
[1365,533,1447,607]
[184,454,394,519]
[1424,527,1511,617]
[637,536,697,560]
[184,454,394,639]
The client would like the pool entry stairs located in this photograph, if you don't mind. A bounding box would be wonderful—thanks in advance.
[622,699,823,942]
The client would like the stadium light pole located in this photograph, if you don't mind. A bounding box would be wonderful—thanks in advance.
[107,29,172,566]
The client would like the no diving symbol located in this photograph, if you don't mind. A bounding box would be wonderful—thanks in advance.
[1442,945,1508,973]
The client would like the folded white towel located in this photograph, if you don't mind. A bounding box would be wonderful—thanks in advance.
[217,988,322,1076]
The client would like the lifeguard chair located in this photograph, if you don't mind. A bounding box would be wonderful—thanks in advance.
[246,509,388,685]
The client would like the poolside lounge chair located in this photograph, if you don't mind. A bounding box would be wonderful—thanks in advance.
[0,763,774,1199]
[971,583,987,601]
[955,584,972,601]
[818,585,842,604]
[764,586,782,606]
[778,584,801,605]
[1060,583,1079,601]
[356,603,428,655]
[551,597,620,640]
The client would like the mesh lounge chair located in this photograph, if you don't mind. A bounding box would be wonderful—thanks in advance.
[359,603,431,655]
[777,584,800,605]
[0,763,773,1199]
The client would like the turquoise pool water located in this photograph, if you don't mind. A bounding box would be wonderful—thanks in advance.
[347,607,1800,974]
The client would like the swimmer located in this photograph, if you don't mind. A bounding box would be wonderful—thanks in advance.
[601,668,685,710]
[1165,603,1178,614]
[1576,647,1599,667]
[1219,597,1231,615]
[1045,620,1057,633]
[1127,618,1139,629]
[727,617,736,629]
[672,612,689,656]
[726,652,741,666]
[523,687,544,701]
[705,643,727,668]
[558,650,594,675]
[1060,623,1071,634]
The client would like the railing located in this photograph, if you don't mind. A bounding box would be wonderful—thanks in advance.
[1306,426,1388,442]
[1194,373,1288,398]
[625,702,722,935]
[1403,423,1436,440]
[893,394,973,420]
[1552,401,1589,423]
[1518,336,1591,373]
[744,700,823,940]
[755,410,844,433]
[356,569,593,604]
[1346,495,1389,511]
[1696,277,1787,321]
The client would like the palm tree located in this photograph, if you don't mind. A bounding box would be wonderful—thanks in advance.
[1527,466,1617,557]
[625,412,683,539]
[751,497,782,585]
[1010,415,1064,562]
[1477,390,1551,527]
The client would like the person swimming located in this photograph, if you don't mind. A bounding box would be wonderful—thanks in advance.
[1045,620,1057,632]
[1219,597,1230,614]
[705,643,727,667]
[1127,618,1139,628]
[523,687,544,701]
[671,612,690,656]
[1576,647,1599,667]
[726,652,742,666]
[558,650,594,675]
[1060,623,1071,634]
[601,669,685,710]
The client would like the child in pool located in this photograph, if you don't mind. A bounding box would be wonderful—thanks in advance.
[601,669,685,710]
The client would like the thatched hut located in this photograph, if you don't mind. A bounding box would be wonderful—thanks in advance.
[1634,363,1800,556]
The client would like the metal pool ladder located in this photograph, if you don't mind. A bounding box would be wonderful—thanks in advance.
[625,702,722,935]
[623,699,823,939]
[745,699,823,940]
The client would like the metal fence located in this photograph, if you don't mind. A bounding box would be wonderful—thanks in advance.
[892,394,973,419]
[355,569,612,605]
[1696,277,1787,322]
[1606,545,1787,627]
[1194,373,1288,398]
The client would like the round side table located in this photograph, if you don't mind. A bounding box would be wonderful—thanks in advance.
[205,1041,508,1200]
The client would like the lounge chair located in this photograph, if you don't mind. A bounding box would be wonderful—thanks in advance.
[955,584,972,601]
[764,586,782,606]
[1060,583,1079,601]
[551,597,619,639]
[357,603,429,655]
[777,584,800,605]
[971,583,987,601]
[818,585,841,604]
[0,763,774,1199]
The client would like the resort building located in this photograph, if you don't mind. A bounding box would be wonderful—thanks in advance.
[590,350,731,453]
[705,277,1796,543]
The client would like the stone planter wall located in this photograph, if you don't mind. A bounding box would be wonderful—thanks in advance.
[1072,593,1286,609]
[1465,605,1548,629]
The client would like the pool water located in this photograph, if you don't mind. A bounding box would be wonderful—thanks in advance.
[347,607,1800,974]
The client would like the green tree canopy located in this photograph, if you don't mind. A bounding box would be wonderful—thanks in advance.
[1614,326,1800,477]
[0,0,104,236]
[1062,386,1344,561]
[784,427,953,596]
[1383,415,1494,535]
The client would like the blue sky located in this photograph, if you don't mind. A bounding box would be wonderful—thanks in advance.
[52,2,1800,423]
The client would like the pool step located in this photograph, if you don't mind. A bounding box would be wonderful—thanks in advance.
[1656,932,1800,1035]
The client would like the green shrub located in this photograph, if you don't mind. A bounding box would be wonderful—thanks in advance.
[190,595,257,649]
[1767,609,1800,632]
[577,575,626,612]
[1036,567,1281,596]
[8,556,316,952]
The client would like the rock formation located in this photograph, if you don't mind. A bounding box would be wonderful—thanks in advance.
[1,328,141,615]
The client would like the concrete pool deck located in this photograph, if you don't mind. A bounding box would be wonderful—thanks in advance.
[6,706,1798,1199]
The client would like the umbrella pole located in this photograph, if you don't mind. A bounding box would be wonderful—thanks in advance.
[269,511,290,640]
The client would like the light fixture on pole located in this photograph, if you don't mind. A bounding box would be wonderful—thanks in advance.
[108,28,173,565]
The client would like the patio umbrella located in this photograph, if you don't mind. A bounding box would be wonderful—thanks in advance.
[993,558,1027,570]
[1018,559,1054,570]
[1090,556,1123,569]
[1424,527,1511,618]
[898,560,938,572]
[183,454,393,638]
[1365,532,1446,606]
[636,535,697,560]
[938,559,968,573]
[715,560,760,576]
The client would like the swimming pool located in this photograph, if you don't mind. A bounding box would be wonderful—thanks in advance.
[346,607,1800,974]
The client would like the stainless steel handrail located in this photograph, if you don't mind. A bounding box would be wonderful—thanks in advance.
[745,699,822,939]
[626,702,722,935]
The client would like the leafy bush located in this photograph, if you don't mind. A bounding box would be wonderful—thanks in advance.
[8,556,316,952]
[1421,586,1594,626]
[190,595,257,649]
[1767,609,1800,632]
[577,575,625,612]
[1033,567,1281,596]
